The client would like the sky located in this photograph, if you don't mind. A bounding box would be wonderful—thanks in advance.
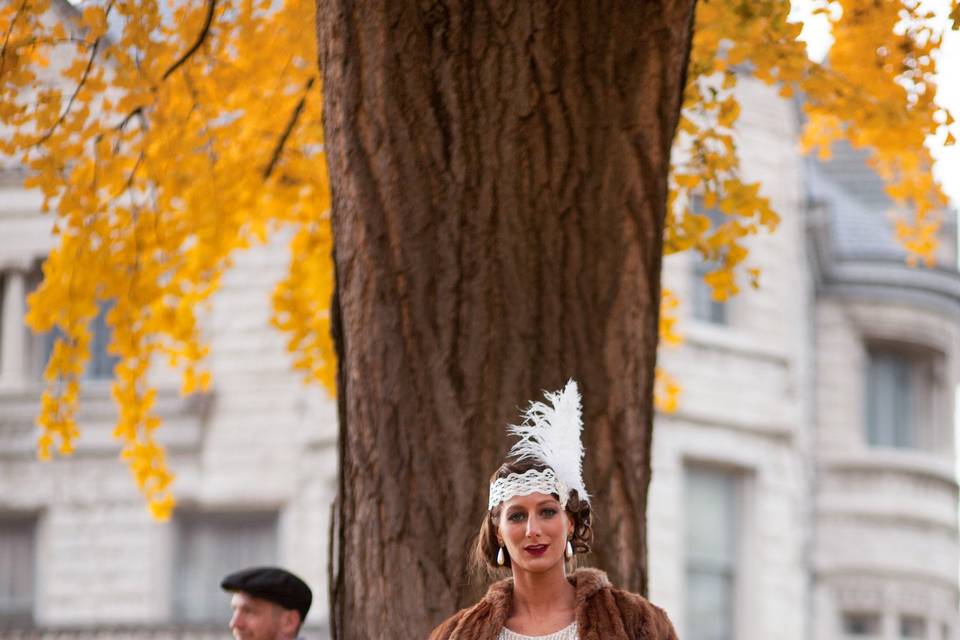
[792,0,960,209]
[74,0,960,209]
[931,26,960,208]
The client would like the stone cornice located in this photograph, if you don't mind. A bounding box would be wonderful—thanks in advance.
[818,450,958,489]
[808,211,960,316]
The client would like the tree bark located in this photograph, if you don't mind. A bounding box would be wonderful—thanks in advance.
[317,2,696,637]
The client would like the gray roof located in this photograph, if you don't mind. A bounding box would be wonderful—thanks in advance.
[806,139,956,265]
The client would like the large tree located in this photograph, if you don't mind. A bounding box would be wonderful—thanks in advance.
[317,3,695,634]
[0,0,956,636]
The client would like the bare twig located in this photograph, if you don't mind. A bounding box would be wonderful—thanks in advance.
[162,0,216,81]
[114,106,144,132]
[263,75,316,180]
[0,0,29,69]
[123,149,145,193]
[112,107,147,156]
[34,36,101,147]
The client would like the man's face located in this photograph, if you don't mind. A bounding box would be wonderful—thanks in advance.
[229,592,300,640]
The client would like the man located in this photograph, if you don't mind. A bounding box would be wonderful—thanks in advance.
[221,567,313,640]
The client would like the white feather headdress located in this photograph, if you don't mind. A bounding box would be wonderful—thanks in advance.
[488,380,589,510]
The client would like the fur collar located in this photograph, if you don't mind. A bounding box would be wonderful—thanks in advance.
[482,567,611,611]
[433,568,614,639]
[429,567,676,640]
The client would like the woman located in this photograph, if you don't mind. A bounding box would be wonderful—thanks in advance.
[430,381,678,640]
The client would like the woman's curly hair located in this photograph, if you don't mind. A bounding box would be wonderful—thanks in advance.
[473,457,593,575]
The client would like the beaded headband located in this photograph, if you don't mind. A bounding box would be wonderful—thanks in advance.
[487,380,589,511]
[488,468,568,510]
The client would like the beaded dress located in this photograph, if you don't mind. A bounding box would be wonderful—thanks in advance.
[497,622,578,640]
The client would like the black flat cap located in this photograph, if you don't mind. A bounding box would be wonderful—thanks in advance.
[221,566,312,622]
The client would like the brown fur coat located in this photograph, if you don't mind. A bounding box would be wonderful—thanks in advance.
[429,568,678,640]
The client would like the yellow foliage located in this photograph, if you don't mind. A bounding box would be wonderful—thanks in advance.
[271,217,336,390]
[669,0,954,307]
[1,0,954,516]
[2,0,328,519]
[654,367,682,415]
[656,289,683,414]
[658,289,683,348]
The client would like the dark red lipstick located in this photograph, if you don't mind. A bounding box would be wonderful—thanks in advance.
[524,544,548,557]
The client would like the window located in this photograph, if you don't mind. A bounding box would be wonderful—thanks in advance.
[690,197,728,325]
[684,466,740,640]
[39,304,117,381]
[87,303,117,380]
[0,516,36,627]
[0,272,6,364]
[901,616,926,639]
[173,511,278,624]
[865,343,943,450]
[843,612,881,636]
[26,262,118,382]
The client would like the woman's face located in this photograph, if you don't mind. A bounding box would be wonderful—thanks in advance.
[497,492,573,575]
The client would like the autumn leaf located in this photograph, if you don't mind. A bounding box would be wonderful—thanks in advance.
[2,0,954,517]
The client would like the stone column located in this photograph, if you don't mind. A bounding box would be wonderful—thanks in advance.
[1,268,27,388]
[881,608,897,640]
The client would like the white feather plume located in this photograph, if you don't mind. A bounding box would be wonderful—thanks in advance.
[506,380,589,504]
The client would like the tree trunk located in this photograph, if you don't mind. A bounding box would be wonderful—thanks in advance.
[317,2,696,637]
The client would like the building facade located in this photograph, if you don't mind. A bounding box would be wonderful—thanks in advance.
[0,166,338,636]
[648,77,960,640]
[0,37,956,640]
[806,143,960,640]
[650,76,816,640]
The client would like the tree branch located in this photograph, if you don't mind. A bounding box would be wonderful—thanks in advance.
[0,0,27,74]
[162,0,216,81]
[0,0,29,68]
[263,75,316,180]
[114,106,144,132]
[34,37,101,147]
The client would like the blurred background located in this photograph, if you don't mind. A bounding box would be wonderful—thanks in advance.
[2,1,960,639]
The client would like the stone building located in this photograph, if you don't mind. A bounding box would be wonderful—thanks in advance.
[649,77,960,640]
[0,167,338,636]
[806,141,960,640]
[650,77,816,640]
[0,20,956,640]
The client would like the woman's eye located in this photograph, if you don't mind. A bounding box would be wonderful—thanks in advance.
[541,508,557,517]
[508,512,526,522]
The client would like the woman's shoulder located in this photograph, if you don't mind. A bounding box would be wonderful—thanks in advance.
[606,587,678,639]
[428,576,514,640]
[572,568,678,640]
[428,607,468,640]
[430,569,677,640]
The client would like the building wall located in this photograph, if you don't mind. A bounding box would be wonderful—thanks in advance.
[813,296,960,640]
[0,172,338,634]
[648,73,960,640]
[1,52,957,640]
[648,75,814,640]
